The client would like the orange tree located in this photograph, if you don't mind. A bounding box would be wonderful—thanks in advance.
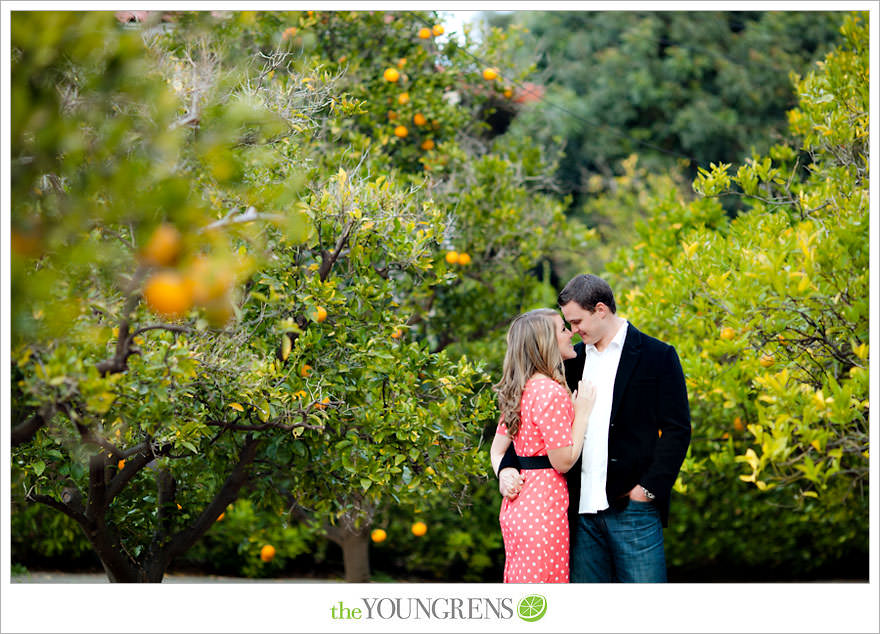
[11,10,582,581]
[597,13,868,575]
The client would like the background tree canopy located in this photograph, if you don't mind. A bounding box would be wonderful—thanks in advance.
[7,8,870,604]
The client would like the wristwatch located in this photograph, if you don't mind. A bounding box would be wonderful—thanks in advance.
[641,485,656,500]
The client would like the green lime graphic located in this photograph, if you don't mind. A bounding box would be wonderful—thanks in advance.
[517,594,547,622]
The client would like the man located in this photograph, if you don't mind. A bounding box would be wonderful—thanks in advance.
[498,274,690,582]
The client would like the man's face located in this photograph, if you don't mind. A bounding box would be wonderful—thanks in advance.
[560,301,605,346]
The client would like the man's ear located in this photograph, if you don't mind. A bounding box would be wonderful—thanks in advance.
[594,302,609,317]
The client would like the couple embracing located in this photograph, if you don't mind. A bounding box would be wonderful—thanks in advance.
[490,274,691,583]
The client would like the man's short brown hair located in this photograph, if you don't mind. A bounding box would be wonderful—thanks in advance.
[558,274,617,313]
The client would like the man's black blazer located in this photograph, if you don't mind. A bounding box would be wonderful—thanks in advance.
[499,323,691,527]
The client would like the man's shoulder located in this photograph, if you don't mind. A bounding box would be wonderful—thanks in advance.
[626,323,675,353]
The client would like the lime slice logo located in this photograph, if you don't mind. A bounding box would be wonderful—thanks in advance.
[517,594,547,622]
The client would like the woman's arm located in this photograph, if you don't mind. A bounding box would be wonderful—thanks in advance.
[548,380,596,474]
[490,433,512,477]
[491,433,524,498]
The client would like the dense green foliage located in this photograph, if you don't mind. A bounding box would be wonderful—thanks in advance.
[599,12,869,574]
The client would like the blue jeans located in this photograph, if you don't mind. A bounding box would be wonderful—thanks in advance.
[570,500,667,582]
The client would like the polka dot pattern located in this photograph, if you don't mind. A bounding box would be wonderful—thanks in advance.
[496,375,572,583]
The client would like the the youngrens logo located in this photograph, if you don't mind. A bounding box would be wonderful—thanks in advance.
[329,595,548,621]
[517,595,547,622]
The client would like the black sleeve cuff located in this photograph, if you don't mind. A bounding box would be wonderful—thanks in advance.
[496,442,520,477]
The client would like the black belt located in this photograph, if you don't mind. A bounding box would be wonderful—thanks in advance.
[519,455,552,470]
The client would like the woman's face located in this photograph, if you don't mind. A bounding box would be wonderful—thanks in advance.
[553,313,576,360]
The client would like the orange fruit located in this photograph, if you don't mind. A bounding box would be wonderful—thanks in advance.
[394,125,408,138]
[260,544,276,562]
[457,252,471,266]
[176,503,183,510]
[282,26,298,39]
[720,327,736,341]
[117,459,125,470]
[398,92,410,105]
[411,521,427,537]
[432,24,444,36]
[383,67,400,82]
[300,364,312,377]
[397,57,407,68]
[143,271,193,319]
[733,416,745,432]
[418,27,432,39]
[314,397,330,410]
[185,255,234,304]
[420,138,435,151]
[482,68,499,81]
[503,87,513,99]
[445,251,459,265]
[142,223,182,267]
[413,113,427,126]
[391,327,403,339]
[387,110,398,120]
[312,306,328,323]
[371,529,387,543]
[759,354,775,368]
[216,512,225,522]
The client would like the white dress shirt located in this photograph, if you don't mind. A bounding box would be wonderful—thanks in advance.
[578,320,628,514]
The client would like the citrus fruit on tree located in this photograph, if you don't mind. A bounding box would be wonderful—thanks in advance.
[143,271,193,319]
[445,251,459,264]
[418,27,432,39]
[141,223,182,267]
[720,327,736,341]
[312,305,328,322]
[482,67,499,81]
[371,529,387,543]
[260,544,276,562]
[457,252,471,266]
[411,521,427,536]
[394,125,408,138]
[383,67,400,82]
[185,255,234,304]
[413,113,427,126]
[398,92,410,105]
[420,138,435,151]
[432,24,444,36]
[300,364,312,377]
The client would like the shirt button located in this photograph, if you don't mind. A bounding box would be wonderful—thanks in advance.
[610,458,617,462]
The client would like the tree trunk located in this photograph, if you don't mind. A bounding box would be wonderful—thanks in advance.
[341,531,371,583]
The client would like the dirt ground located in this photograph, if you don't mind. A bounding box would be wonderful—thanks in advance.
[11,570,337,583]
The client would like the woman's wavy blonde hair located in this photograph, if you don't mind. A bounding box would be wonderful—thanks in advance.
[493,308,567,438]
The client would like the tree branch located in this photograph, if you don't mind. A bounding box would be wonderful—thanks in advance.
[164,434,261,560]
[26,490,88,526]
[97,266,148,376]
[319,219,354,282]
[11,403,55,447]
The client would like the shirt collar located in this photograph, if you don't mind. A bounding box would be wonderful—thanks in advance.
[585,320,628,354]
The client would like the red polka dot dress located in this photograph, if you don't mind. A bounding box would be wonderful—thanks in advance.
[497,375,573,583]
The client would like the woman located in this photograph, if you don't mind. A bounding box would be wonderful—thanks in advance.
[490,308,595,583]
